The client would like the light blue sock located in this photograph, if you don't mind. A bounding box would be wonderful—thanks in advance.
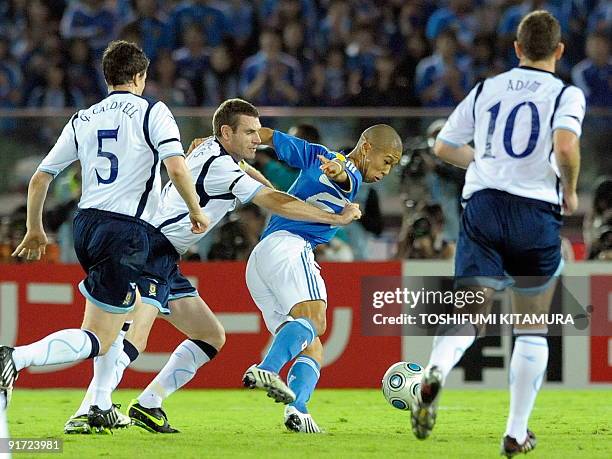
[259,318,316,374]
[288,355,320,414]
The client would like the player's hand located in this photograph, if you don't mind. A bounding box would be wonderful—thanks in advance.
[187,137,211,155]
[189,211,210,234]
[318,155,344,179]
[562,189,578,215]
[11,229,48,261]
[338,203,361,225]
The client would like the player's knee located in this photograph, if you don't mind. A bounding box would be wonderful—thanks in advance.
[189,319,226,351]
[310,312,327,336]
[130,334,148,353]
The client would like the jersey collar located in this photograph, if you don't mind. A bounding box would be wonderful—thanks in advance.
[213,137,240,163]
[517,65,560,79]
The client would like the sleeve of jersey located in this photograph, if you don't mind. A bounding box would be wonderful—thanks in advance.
[552,86,586,138]
[436,85,478,147]
[37,115,78,177]
[206,157,264,204]
[272,130,327,169]
[148,102,185,160]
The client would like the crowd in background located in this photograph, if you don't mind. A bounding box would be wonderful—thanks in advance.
[0,0,610,110]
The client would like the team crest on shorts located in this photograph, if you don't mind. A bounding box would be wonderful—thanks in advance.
[122,291,133,305]
[149,283,157,297]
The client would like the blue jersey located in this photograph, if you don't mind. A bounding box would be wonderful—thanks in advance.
[261,131,363,246]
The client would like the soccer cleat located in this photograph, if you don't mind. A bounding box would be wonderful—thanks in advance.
[64,415,92,435]
[501,430,537,457]
[0,346,18,406]
[127,399,179,434]
[242,364,296,404]
[284,406,322,433]
[87,405,119,434]
[410,365,443,440]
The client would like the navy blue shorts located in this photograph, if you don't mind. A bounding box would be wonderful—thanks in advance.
[455,189,563,291]
[74,208,152,313]
[138,231,197,315]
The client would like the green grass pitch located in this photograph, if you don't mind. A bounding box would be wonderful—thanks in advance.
[5,389,610,458]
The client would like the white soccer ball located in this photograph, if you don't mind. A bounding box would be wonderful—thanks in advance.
[381,361,423,411]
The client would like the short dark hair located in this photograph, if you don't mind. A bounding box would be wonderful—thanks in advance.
[517,10,561,61]
[102,40,149,86]
[213,99,259,136]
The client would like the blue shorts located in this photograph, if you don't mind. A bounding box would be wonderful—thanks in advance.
[74,208,152,313]
[455,189,563,292]
[138,231,197,315]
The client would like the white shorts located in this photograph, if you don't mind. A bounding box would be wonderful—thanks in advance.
[246,231,327,333]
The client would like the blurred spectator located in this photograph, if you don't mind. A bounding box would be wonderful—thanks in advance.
[396,202,455,259]
[240,29,302,106]
[283,20,314,74]
[394,33,429,107]
[307,47,351,106]
[173,23,210,105]
[0,37,22,110]
[65,39,105,105]
[203,42,240,106]
[223,0,255,54]
[471,34,505,81]
[120,0,167,64]
[356,52,410,106]
[572,32,611,108]
[255,145,299,192]
[415,30,472,107]
[316,0,352,53]
[163,0,227,49]
[425,0,476,49]
[145,51,196,106]
[584,177,612,260]
[345,26,384,83]
[288,124,320,143]
[587,1,612,33]
[27,65,84,108]
[207,218,250,260]
[262,0,318,46]
[236,203,267,257]
[60,0,117,57]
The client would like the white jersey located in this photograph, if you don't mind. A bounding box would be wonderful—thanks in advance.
[153,137,264,254]
[37,91,184,224]
[438,66,586,205]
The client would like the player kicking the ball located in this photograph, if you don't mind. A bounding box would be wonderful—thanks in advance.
[409,11,584,457]
[242,125,402,432]
[63,98,361,434]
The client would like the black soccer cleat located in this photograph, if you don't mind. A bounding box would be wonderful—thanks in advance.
[501,430,537,457]
[127,399,179,434]
[411,365,443,440]
[0,346,18,406]
[87,405,119,434]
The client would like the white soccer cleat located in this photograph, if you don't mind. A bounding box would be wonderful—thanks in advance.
[284,406,322,433]
[112,405,132,429]
[242,364,296,404]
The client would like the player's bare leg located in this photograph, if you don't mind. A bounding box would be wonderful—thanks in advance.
[243,300,325,404]
[284,337,323,433]
[129,296,225,433]
[412,287,495,439]
[500,279,556,457]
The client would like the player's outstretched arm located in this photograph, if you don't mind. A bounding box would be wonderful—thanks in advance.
[433,140,475,169]
[258,127,274,145]
[317,155,350,188]
[11,171,53,260]
[251,187,361,225]
[553,128,581,215]
[163,156,210,234]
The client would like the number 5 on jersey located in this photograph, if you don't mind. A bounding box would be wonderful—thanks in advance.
[96,127,120,185]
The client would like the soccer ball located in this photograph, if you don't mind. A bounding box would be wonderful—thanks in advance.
[381,361,423,411]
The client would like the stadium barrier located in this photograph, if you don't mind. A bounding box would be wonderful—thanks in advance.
[0,261,609,388]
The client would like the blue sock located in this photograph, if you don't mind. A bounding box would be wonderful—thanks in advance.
[259,318,316,374]
[288,355,320,414]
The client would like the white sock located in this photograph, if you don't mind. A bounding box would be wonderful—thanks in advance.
[138,340,213,409]
[75,328,128,416]
[0,392,8,458]
[505,336,548,444]
[12,329,97,371]
[428,323,476,382]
